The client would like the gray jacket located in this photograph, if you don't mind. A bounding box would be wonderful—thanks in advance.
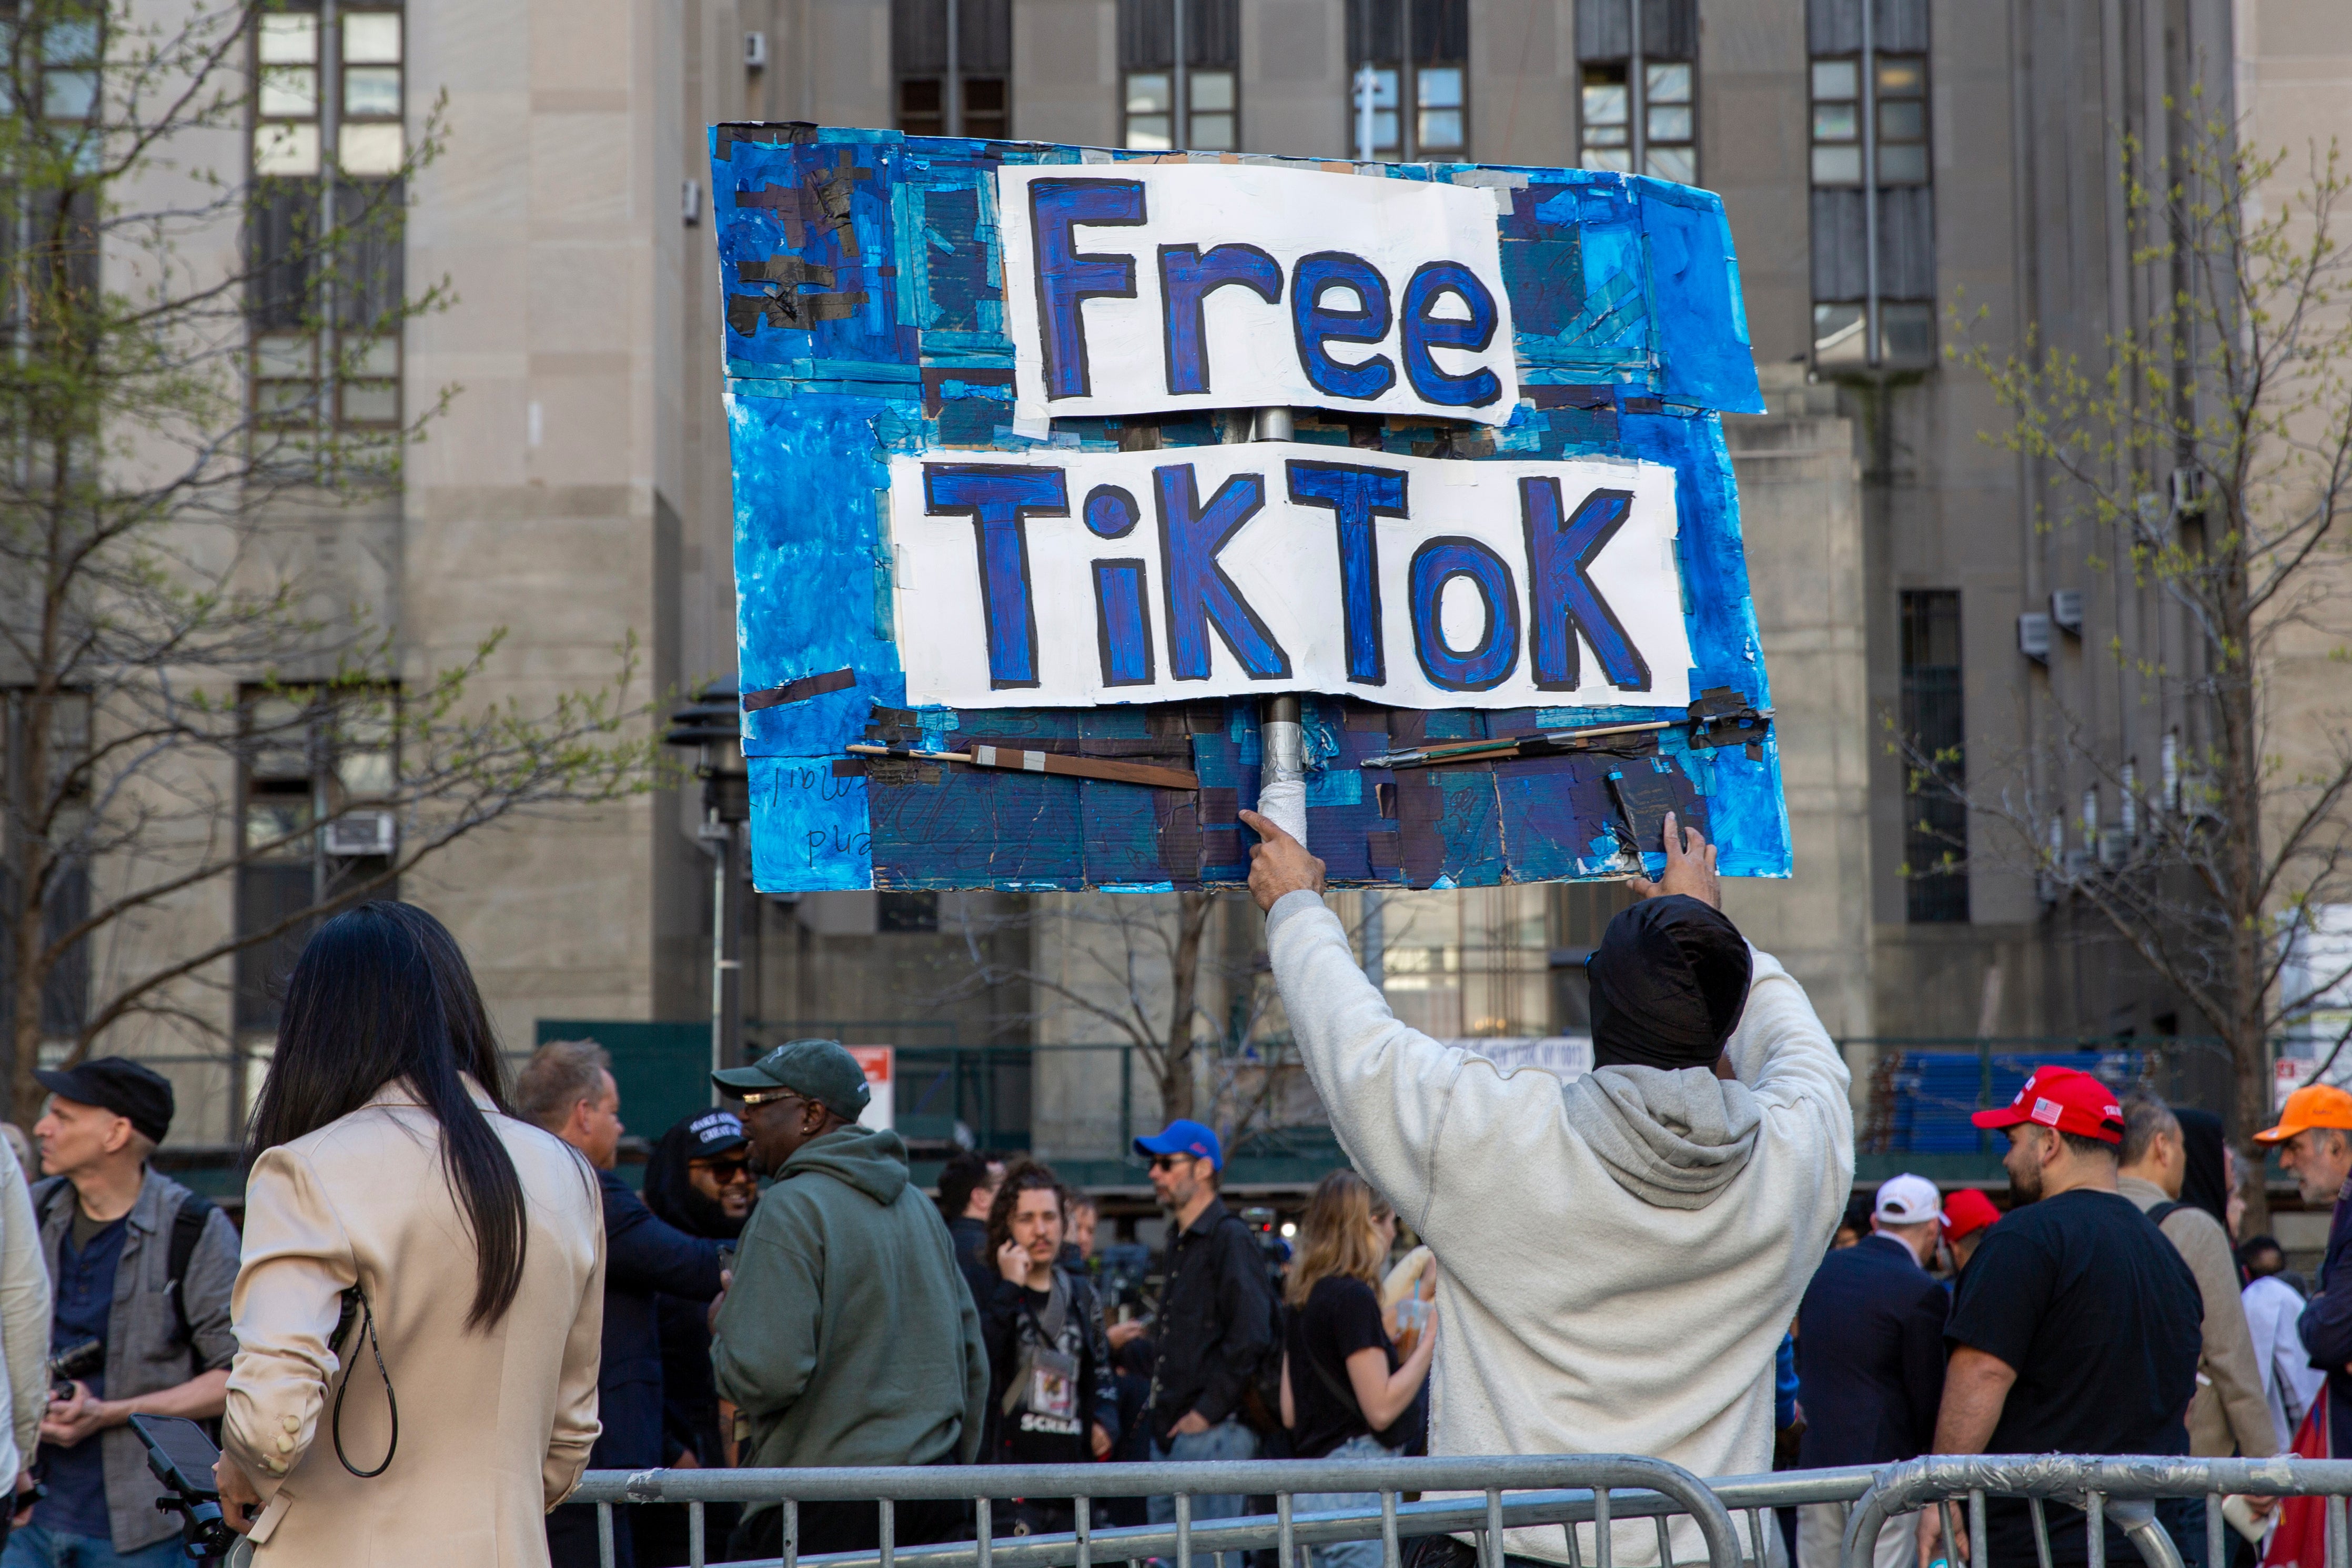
[32,1168,240,1553]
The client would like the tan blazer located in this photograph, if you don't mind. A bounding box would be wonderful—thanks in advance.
[224,1078,606,1565]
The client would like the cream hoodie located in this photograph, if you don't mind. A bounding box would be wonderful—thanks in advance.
[1265,891,1854,1563]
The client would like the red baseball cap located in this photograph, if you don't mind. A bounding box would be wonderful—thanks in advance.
[1970,1066,2125,1144]
[1940,1188,2001,1242]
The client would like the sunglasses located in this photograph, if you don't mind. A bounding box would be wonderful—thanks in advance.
[739,1087,808,1110]
[693,1157,754,1182]
[1148,1154,1195,1172]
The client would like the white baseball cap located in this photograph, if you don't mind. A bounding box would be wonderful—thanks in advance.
[1873,1173,1943,1226]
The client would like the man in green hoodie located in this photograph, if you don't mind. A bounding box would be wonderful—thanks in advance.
[710,1039,990,1562]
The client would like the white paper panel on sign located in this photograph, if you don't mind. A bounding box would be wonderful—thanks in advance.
[995,164,1520,428]
[887,442,1693,711]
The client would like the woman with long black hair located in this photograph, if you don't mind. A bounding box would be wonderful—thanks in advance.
[213,902,606,1565]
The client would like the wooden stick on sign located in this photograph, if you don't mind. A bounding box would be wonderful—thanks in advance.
[845,743,1200,792]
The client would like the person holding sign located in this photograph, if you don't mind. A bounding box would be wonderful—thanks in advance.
[1242,810,1851,1566]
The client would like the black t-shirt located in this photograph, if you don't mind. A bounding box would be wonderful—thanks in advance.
[1945,1188,2202,1567]
[1286,1275,1396,1460]
[1002,1283,1089,1466]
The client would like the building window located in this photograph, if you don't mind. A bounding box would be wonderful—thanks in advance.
[249,6,407,432]
[1345,0,1466,160]
[38,11,102,124]
[1808,0,1933,367]
[1899,591,1968,924]
[895,0,1011,140]
[1120,0,1238,151]
[234,687,399,1045]
[1573,0,1695,183]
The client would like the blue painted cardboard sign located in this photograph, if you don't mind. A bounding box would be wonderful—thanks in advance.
[711,124,1787,893]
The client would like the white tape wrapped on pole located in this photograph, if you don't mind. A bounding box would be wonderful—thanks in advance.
[1260,693,1308,847]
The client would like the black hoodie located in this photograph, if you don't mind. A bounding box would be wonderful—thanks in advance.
[643,1117,749,1468]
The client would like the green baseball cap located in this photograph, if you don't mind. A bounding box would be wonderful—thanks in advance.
[712,1038,872,1121]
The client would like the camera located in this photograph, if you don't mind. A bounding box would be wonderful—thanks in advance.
[47,1338,101,1396]
[128,1415,240,1560]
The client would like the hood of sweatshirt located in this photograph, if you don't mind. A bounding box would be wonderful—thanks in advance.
[1559,1063,1762,1210]
[780,1123,911,1206]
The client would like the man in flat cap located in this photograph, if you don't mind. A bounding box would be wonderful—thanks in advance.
[18,1058,241,1568]
[708,1040,988,1564]
[1241,810,1852,1567]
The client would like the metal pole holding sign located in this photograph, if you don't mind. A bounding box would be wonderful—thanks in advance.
[1250,407,1309,848]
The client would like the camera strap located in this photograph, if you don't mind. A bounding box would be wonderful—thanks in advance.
[330,1286,398,1478]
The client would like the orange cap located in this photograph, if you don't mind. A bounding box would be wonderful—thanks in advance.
[2253,1084,2352,1144]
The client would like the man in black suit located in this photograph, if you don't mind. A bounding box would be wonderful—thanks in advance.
[1793,1174,1951,1568]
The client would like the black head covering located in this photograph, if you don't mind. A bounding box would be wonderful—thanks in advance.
[2174,1107,2229,1230]
[644,1112,751,1241]
[1586,895,1753,1071]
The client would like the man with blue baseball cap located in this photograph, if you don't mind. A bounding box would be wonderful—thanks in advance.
[1130,1118,1276,1562]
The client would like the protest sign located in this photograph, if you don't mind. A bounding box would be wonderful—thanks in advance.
[710,125,1785,894]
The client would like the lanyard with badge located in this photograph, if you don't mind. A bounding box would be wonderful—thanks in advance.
[1002,1271,1079,1423]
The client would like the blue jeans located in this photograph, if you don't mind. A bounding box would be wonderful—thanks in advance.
[1293,1432,1391,1568]
[1149,1420,1261,1568]
[1,1524,190,1568]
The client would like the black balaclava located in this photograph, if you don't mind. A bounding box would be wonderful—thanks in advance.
[1586,895,1754,1071]
[2175,1107,2229,1230]
[644,1114,750,1241]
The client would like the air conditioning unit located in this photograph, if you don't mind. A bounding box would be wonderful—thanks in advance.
[2017,612,2052,664]
[745,30,769,68]
[324,810,397,857]
[2049,590,2084,636]
[2171,466,2212,518]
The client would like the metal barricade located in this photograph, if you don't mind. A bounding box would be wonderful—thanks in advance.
[570,1453,1748,1568]
[1840,1456,2352,1568]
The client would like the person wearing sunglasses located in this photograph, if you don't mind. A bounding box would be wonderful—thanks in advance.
[1130,1120,1279,1568]
[709,1040,988,1564]
[635,1111,760,1565]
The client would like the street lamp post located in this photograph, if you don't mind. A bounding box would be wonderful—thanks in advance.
[664,686,750,1105]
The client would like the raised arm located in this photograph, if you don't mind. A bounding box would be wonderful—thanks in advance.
[1245,810,1467,1232]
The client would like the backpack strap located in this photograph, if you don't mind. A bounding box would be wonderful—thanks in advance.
[165,1192,215,1347]
[2146,1199,2189,1231]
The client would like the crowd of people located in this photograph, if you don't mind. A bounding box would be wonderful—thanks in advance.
[0,814,2342,1568]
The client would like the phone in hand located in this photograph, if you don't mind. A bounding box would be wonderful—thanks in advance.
[128,1416,240,1560]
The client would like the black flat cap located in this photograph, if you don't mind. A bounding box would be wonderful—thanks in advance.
[36,1057,175,1145]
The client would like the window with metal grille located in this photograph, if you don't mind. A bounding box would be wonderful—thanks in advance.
[1900,591,1969,924]
[1120,0,1238,151]
[1573,0,1695,185]
[1344,0,1466,160]
[897,0,1012,141]
[1808,0,1933,367]
[248,6,406,432]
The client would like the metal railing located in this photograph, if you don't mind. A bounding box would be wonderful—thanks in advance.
[570,1454,1750,1568]
[1840,1456,2352,1568]
[570,1453,2352,1568]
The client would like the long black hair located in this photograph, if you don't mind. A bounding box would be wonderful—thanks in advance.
[246,901,529,1329]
